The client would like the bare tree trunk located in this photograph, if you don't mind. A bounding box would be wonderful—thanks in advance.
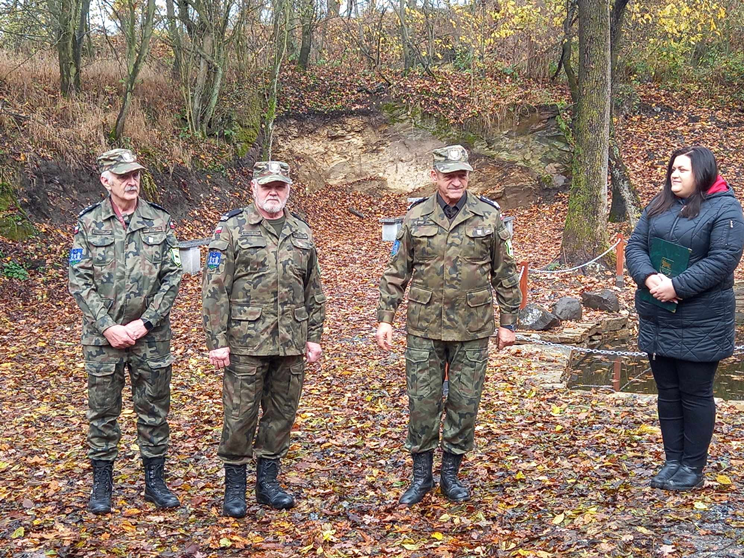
[607,0,639,224]
[554,0,578,104]
[298,0,314,70]
[398,0,412,72]
[113,0,156,140]
[263,0,289,159]
[608,119,641,226]
[72,0,90,90]
[561,0,611,265]
[610,0,629,93]
[165,0,183,80]
[328,0,339,17]
[51,0,82,96]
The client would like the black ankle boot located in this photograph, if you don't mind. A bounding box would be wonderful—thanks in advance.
[89,459,114,514]
[650,460,680,488]
[664,464,704,491]
[256,458,294,509]
[440,451,470,502]
[143,457,180,509]
[223,464,247,518]
[399,451,434,506]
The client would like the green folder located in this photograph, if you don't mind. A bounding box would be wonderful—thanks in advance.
[639,238,691,313]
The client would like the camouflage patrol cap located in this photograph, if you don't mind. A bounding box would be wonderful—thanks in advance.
[433,145,473,173]
[97,148,145,175]
[253,161,293,185]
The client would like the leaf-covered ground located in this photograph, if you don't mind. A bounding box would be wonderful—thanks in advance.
[2,85,744,557]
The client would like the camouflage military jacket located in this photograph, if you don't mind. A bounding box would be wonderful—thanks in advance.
[377,192,521,341]
[68,197,182,345]
[201,203,326,356]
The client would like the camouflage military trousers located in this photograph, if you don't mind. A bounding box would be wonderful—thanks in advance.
[218,354,305,465]
[83,338,173,461]
[405,334,489,455]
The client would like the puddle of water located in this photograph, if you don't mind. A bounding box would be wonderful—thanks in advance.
[566,341,744,401]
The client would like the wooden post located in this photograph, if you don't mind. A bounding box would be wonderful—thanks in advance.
[519,261,528,309]
[615,234,625,288]
[612,357,622,392]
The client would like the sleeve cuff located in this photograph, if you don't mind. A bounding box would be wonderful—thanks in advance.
[96,314,117,334]
[671,277,687,299]
[206,334,228,351]
[500,313,518,327]
[377,310,395,323]
[633,266,658,287]
[307,331,323,343]
[140,309,161,329]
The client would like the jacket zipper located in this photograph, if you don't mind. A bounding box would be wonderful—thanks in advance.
[669,202,683,242]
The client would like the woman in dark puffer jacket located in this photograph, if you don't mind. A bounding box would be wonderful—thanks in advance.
[626,146,744,491]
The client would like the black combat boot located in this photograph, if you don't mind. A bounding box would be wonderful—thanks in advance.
[649,460,680,488]
[143,456,180,509]
[664,464,704,491]
[440,451,470,502]
[399,451,434,506]
[256,458,295,509]
[223,464,247,518]
[89,459,114,515]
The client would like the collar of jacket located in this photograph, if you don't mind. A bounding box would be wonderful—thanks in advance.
[100,196,159,232]
[245,202,305,238]
[417,191,485,230]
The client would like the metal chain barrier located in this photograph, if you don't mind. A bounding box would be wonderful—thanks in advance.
[529,239,622,275]
[515,334,647,357]
[515,334,744,358]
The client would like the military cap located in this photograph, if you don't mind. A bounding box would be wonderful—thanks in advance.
[433,145,473,173]
[97,148,145,175]
[253,161,292,185]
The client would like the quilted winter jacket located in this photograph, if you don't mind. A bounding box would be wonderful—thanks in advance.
[626,186,744,362]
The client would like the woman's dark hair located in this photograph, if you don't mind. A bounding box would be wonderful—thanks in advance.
[646,146,718,219]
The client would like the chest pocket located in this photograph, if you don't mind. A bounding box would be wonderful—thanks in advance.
[464,226,493,262]
[290,235,313,274]
[411,225,439,261]
[237,234,268,271]
[142,231,166,263]
[88,234,115,266]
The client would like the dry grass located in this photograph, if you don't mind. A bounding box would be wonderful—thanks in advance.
[0,49,201,170]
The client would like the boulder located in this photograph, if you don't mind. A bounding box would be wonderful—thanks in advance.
[581,289,620,313]
[518,303,561,331]
[552,297,583,321]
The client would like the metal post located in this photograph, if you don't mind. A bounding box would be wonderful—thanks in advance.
[615,234,625,288]
[519,261,528,309]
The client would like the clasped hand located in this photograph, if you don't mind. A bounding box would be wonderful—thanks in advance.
[645,273,679,304]
[103,320,149,349]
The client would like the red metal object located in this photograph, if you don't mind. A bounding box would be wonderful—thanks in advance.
[613,357,622,392]
[519,261,528,309]
[616,234,626,287]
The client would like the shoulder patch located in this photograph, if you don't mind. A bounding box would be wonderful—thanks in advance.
[77,202,101,218]
[219,208,243,222]
[291,211,309,225]
[407,197,427,211]
[147,201,170,214]
[479,195,500,210]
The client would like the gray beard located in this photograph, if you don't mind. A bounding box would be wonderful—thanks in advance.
[258,198,287,215]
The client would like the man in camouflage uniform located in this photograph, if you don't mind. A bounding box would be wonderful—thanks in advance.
[68,149,182,514]
[376,145,521,505]
[202,160,326,518]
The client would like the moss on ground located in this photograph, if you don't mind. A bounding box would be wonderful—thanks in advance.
[0,182,35,241]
